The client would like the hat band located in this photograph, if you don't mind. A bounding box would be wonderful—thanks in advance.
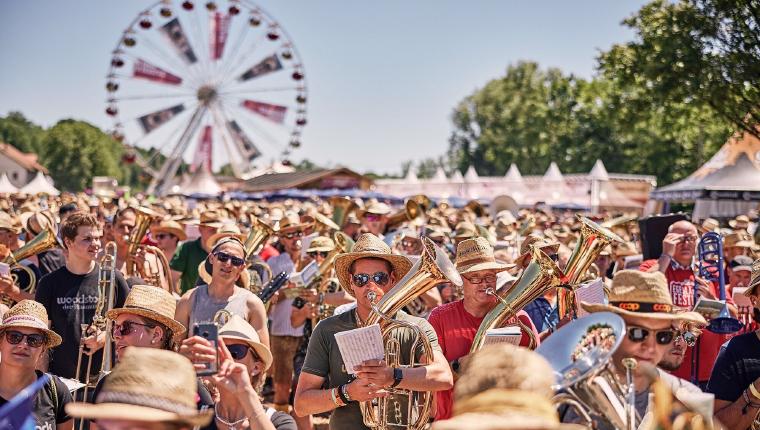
[456,255,496,267]
[610,301,673,313]
[124,304,171,320]
[2,315,48,329]
[97,390,197,415]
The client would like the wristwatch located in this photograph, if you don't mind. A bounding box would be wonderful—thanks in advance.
[390,367,404,388]
[451,358,460,373]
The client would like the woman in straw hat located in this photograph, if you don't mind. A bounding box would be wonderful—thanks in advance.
[66,348,213,430]
[207,315,296,430]
[294,233,452,430]
[432,344,584,430]
[0,300,72,430]
[151,219,187,264]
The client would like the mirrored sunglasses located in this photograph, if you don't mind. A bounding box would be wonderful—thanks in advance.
[352,271,390,287]
[214,251,246,267]
[4,330,47,348]
[627,326,676,345]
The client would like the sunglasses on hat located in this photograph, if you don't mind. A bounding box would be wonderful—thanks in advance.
[626,326,676,345]
[4,330,47,348]
[214,251,246,267]
[352,271,390,287]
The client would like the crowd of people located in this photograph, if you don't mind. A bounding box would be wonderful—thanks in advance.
[1,191,760,429]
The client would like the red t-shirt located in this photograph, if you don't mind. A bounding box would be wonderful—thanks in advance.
[258,244,280,261]
[426,300,539,421]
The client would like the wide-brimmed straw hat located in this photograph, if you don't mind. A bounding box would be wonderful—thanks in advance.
[729,215,751,229]
[514,235,560,267]
[106,285,186,338]
[24,211,56,236]
[743,258,760,297]
[66,347,213,427]
[582,270,706,324]
[454,221,478,239]
[275,211,311,233]
[219,315,273,371]
[151,220,187,241]
[724,232,755,249]
[455,237,514,275]
[0,212,21,234]
[699,218,720,234]
[613,241,639,258]
[334,233,413,297]
[195,210,226,228]
[205,223,246,249]
[359,201,391,217]
[306,236,335,253]
[0,300,61,347]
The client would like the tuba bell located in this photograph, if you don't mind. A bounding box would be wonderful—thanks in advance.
[1,223,58,304]
[537,312,640,430]
[385,200,424,232]
[329,196,358,228]
[243,214,275,258]
[464,199,486,218]
[314,212,341,236]
[360,238,462,430]
[125,207,178,294]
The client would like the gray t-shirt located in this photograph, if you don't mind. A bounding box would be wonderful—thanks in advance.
[302,309,441,430]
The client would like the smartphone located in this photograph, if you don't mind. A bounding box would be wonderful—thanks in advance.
[0,263,10,277]
[193,323,219,376]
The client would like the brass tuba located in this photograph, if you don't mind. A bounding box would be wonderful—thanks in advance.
[125,207,178,294]
[556,216,623,321]
[329,196,358,228]
[385,199,424,232]
[360,238,463,430]
[314,212,341,236]
[1,223,58,304]
[243,214,275,258]
[469,246,563,352]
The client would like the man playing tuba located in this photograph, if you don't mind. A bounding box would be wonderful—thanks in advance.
[293,233,453,429]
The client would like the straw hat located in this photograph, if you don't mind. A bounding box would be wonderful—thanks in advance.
[106,285,186,338]
[151,220,187,241]
[0,212,21,234]
[275,211,311,233]
[0,300,61,347]
[66,347,213,427]
[514,235,560,267]
[197,210,226,228]
[205,223,245,249]
[219,315,273,371]
[729,215,751,230]
[454,221,477,239]
[582,270,707,324]
[613,241,638,258]
[724,232,755,249]
[306,236,335,253]
[699,218,720,234]
[360,201,392,217]
[743,258,760,296]
[24,211,56,236]
[334,233,413,297]
[455,237,514,275]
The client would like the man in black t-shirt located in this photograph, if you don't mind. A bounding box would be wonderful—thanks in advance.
[35,212,129,380]
[708,258,760,429]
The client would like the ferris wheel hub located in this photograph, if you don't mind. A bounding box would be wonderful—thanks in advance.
[197,85,218,105]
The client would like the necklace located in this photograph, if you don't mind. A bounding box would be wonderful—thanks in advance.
[215,412,248,429]
[354,308,365,327]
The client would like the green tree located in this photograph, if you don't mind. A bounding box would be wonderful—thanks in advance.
[0,112,44,154]
[40,119,125,191]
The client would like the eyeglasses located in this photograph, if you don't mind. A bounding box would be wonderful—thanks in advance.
[112,320,155,337]
[352,272,390,287]
[464,273,498,284]
[308,251,329,258]
[4,330,47,348]
[155,233,174,240]
[283,230,304,239]
[364,214,382,222]
[626,326,676,345]
[674,330,697,347]
[680,236,699,244]
[214,251,246,267]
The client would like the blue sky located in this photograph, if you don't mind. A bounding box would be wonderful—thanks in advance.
[0,1,647,175]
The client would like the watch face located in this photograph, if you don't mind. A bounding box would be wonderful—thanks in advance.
[394,367,403,380]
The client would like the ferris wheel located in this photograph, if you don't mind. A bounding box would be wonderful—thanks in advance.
[105,0,308,195]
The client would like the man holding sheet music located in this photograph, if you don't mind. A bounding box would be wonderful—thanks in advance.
[426,237,539,421]
[293,233,453,430]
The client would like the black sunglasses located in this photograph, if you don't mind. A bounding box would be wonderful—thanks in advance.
[308,251,329,258]
[227,344,256,361]
[5,330,47,348]
[464,273,498,284]
[112,320,155,337]
[155,233,175,240]
[352,272,390,287]
[283,230,304,239]
[214,251,246,267]
[627,326,676,345]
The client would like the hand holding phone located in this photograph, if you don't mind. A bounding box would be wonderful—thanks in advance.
[191,323,219,376]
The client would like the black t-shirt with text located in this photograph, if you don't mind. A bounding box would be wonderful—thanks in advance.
[37,248,66,277]
[35,264,129,379]
[0,371,72,429]
[707,331,760,401]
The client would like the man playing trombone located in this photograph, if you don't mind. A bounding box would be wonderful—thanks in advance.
[293,233,453,429]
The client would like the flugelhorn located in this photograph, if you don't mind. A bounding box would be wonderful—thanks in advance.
[1,223,57,304]
[556,216,623,321]
[329,196,358,228]
[360,238,462,430]
[469,246,562,352]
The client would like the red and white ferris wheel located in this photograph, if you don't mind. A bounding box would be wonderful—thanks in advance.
[105,0,308,195]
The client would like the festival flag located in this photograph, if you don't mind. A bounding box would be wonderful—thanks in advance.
[191,126,213,173]
[160,18,198,64]
[210,12,231,60]
[138,104,185,133]
[133,59,183,85]
[227,120,261,161]
[0,374,50,430]
[238,54,283,81]
[241,100,287,124]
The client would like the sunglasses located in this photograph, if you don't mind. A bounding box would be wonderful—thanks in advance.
[4,330,47,348]
[283,230,304,239]
[364,214,382,222]
[626,326,676,345]
[155,233,174,240]
[214,251,246,267]
[227,344,260,361]
[464,273,498,284]
[112,320,155,337]
[352,272,390,287]
[308,251,329,258]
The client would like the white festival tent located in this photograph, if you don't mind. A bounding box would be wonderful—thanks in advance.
[19,172,59,195]
[0,173,18,194]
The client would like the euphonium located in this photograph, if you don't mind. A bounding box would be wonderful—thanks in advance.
[360,238,463,430]
[469,246,563,352]
[385,200,424,232]
[243,214,275,258]
[556,216,623,320]
[125,207,177,294]
[314,212,341,236]
[408,194,433,212]
[329,196,358,227]
[1,223,57,304]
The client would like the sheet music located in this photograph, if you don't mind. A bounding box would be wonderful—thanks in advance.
[575,278,606,317]
[483,326,522,346]
[334,324,385,374]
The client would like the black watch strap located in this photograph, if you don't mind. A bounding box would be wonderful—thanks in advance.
[451,358,460,373]
[390,367,403,388]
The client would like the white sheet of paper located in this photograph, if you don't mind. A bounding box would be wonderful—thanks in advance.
[334,324,385,374]
[733,286,752,308]
[575,278,606,317]
[483,326,522,346]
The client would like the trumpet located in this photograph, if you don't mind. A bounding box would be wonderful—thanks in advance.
[360,238,462,430]
[0,223,57,306]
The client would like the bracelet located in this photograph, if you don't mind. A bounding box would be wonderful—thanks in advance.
[742,390,760,415]
[338,384,352,404]
[329,387,341,407]
[750,382,760,401]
